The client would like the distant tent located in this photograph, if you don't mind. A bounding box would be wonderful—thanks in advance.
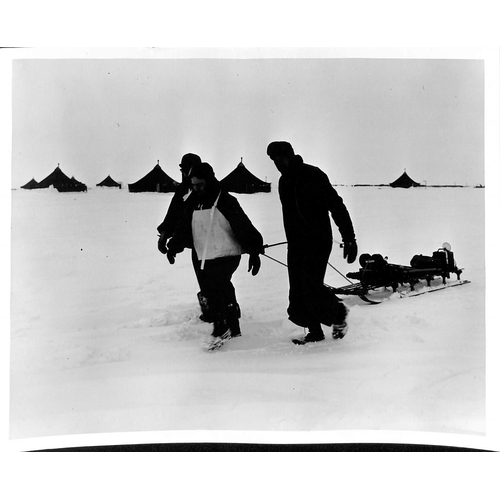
[21,178,40,190]
[128,161,179,193]
[34,164,87,192]
[67,176,87,192]
[390,170,421,188]
[97,175,121,188]
[220,158,271,194]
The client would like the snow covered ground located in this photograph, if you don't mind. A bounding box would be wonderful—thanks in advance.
[8,185,494,450]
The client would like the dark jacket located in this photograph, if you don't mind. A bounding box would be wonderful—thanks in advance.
[278,155,355,246]
[157,180,191,237]
[168,179,264,257]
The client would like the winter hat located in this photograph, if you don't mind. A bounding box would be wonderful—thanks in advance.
[188,162,215,180]
[179,153,202,172]
[267,141,295,160]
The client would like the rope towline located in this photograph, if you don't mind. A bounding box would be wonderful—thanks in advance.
[262,245,383,304]
[327,262,354,285]
[262,253,288,268]
[263,250,353,285]
[263,241,287,249]
[264,240,344,249]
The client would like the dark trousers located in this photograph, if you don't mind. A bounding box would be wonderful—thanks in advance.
[194,255,241,323]
[191,249,202,286]
[287,239,343,328]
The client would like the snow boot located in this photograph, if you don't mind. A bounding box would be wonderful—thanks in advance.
[211,302,241,339]
[292,325,325,345]
[226,303,242,338]
[211,318,230,338]
[200,312,214,323]
[198,292,214,323]
[332,303,349,339]
[332,322,348,339]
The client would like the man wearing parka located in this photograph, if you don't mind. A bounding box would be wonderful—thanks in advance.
[157,153,216,320]
[157,153,201,248]
[267,141,358,345]
[167,162,264,340]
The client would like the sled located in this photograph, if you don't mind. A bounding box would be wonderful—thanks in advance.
[330,242,469,304]
[263,242,469,305]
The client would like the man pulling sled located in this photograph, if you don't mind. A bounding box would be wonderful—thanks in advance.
[267,141,358,345]
[159,143,357,348]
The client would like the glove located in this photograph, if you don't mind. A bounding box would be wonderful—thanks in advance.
[158,232,168,254]
[166,248,176,265]
[343,240,358,264]
[248,253,261,276]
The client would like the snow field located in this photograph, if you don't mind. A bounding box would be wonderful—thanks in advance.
[10,186,486,442]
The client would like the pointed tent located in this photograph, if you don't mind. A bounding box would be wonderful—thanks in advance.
[97,175,122,188]
[66,176,87,192]
[220,158,271,194]
[128,161,179,193]
[390,170,421,188]
[35,164,87,192]
[21,178,40,190]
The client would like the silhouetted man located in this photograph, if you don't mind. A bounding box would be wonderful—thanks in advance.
[267,141,358,344]
[157,153,212,320]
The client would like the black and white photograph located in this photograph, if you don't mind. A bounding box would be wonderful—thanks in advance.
[6,48,495,447]
[2,43,499,467]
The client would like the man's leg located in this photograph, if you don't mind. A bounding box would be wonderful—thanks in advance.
[288,240,347,344]
[201,256,241,337]
[192,250,214,322]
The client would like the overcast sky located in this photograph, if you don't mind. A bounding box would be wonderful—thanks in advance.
[9,51,485,189]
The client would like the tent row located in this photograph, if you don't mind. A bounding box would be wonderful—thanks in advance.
[21,162,422,193]
[21,158,272,194]
[21,164,88,192]
[128,158,271,194]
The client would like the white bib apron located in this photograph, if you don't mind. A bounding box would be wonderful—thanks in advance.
[192,193,243,269]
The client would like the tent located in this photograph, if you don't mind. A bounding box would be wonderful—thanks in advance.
[67,176,87,192]
[21,178,40,190]
[390,170,421,188]
[220,158,271,194]
[128,161,179,193]
[32,165,87,192]
[97,175,121,188]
